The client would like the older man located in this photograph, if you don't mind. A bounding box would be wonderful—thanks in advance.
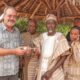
[33,14,70,80]
[0,6,27,80]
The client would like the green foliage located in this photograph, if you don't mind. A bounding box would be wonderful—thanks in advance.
[15,18,28,33]
[37,21,47,32]
[37,21,72,36]
[56,24,72,36]
[15,18,72,36]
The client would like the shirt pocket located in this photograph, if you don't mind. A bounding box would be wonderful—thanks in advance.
[0,38,9,48]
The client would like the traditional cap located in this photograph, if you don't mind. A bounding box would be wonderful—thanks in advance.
[45,14,57,22]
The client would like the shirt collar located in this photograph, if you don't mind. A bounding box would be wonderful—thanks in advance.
[1,22,15,32]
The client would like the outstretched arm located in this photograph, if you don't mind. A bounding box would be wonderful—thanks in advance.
[0,48,26,56]
[41,52,68,80]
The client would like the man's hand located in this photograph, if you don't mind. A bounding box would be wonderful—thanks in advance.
[34,47,40,55]
[26,46,32,54]
[14,48,26,56]
[17,46,32,55]
[41,70,53,80]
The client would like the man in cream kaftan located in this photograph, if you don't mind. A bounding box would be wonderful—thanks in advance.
[34,32,70,80]
[33,14,70,80]
[34,14,69,80]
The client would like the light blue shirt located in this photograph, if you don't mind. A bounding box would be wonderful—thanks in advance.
[0,23,23,76]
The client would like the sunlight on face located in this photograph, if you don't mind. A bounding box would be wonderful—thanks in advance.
[28,21,37,34]
[70,29,79,42]
[3,8,17,28]
[46,20,57,35]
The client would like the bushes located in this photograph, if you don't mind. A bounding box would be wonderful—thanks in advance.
[37,21,47,32]
[14,18,28,33]
[56,24,72,36]
[15,18,72,36]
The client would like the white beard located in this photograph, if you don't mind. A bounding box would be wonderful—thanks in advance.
[48,29,53,33]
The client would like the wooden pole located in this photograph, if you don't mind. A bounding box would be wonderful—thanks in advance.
[45,8,48,15]
[52,0,56,9]
[15,0,29,9]
[56,0,64,11]
[29,0,37,10]
[65,1,73,15]
[73,5,80,14]
[30,2,42,19]
[57,8,61,23]
[44,0,52,10]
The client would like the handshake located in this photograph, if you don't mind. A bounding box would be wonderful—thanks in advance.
[14,46,40,56]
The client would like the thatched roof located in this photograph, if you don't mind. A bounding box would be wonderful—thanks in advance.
[0,0,80,21]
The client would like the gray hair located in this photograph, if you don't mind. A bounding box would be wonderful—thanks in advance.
[4,6,16,15]
[0,6,17,22]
